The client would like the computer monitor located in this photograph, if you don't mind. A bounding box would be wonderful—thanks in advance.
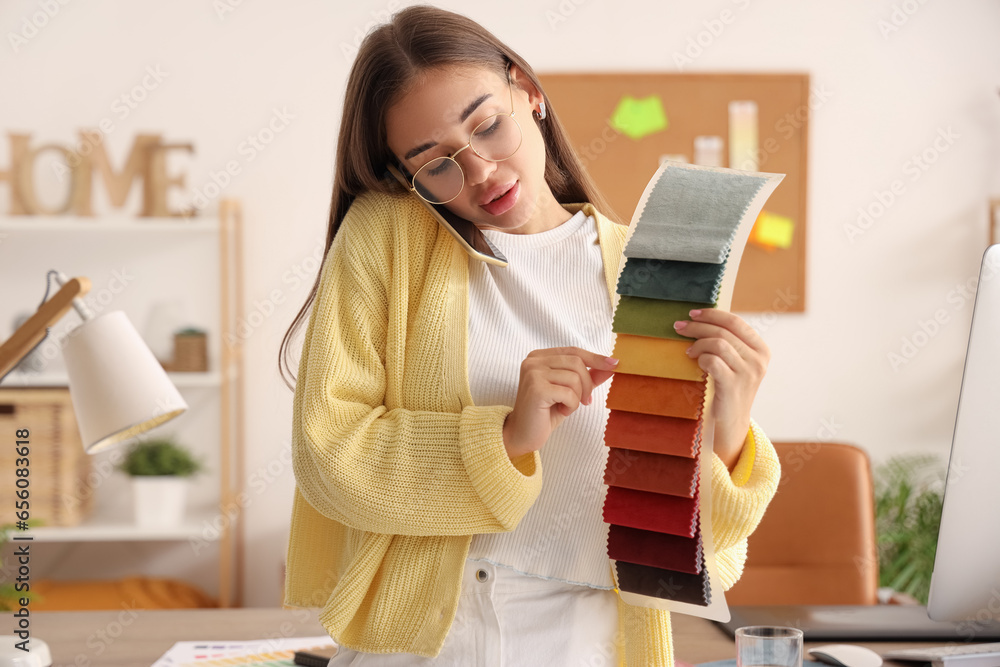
[928,244,1000,626]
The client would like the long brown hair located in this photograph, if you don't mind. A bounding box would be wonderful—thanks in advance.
[277,4,618,390]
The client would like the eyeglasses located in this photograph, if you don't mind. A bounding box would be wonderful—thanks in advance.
[400,63,523,205]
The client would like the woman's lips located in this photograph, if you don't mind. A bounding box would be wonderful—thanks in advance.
[479,180,519,216]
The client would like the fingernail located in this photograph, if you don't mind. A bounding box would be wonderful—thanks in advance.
[606,356,619,365]
[689,309,702,318]
[685,346,693,357]
[673,321,687,330]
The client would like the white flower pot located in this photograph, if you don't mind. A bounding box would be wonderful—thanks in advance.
[131,476,189,527]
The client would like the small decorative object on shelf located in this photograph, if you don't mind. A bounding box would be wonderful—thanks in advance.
[161,326,209,372]
[117,436,204,528]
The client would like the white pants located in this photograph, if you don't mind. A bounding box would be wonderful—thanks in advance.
[328,558,620,667]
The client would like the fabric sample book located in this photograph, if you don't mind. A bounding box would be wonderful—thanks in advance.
[601,160,784,622]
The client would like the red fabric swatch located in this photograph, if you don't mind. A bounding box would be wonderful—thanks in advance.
[604,447,699,498]
[604,410,701,458]
[602,486,698,537]
[607,524,702,574]
[606,372,706,420]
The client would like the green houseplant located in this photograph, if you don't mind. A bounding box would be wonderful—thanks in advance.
[873,453,945,604]
[0,521,42,611]
[117,437,204,528]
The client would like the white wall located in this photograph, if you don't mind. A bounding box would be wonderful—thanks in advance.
[2,0,998,607]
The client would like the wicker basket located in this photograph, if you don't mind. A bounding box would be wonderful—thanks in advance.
[171,331,208,372]
[0,388,94,527]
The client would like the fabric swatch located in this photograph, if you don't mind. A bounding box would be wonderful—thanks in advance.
[623,166,768,264]
[612,295,704,340]
[611,333,704,382]
[616,256,726,305]
[603,410,701,458]
[604,447,699,498]
[602,486,698,537]
[606,372,706,420]
[615,558,711,606]
[607,524,703,575]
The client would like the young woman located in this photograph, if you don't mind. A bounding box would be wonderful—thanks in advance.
[279,6,781,666]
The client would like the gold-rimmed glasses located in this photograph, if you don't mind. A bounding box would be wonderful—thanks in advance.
[400,63,523,205]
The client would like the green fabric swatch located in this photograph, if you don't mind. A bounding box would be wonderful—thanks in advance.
[616,256,726,305]
[612,295,706,340]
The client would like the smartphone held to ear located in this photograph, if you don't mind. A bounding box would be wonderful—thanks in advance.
[385,162,508,267]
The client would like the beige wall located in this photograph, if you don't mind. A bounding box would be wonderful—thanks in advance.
[2,0,998,607]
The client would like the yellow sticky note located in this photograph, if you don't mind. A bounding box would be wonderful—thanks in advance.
[750,210,794,250]
[609,95,668,140]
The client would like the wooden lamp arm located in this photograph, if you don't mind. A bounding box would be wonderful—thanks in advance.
[0,277,91,379]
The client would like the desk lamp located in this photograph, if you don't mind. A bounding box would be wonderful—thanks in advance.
[0,270,188,452]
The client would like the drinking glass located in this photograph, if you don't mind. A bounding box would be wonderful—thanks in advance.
[735,626,803,667]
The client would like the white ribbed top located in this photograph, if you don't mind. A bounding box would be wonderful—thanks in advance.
[466,209,616,589]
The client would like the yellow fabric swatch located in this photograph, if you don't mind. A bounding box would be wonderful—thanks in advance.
[611,333,704,381]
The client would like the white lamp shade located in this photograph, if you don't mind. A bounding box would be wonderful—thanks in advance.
[61,310,188,453]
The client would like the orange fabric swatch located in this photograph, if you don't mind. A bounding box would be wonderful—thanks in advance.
[603,410,701,458]
[611,333,704,381]
[604,447,699,498]
[606,372,706,420]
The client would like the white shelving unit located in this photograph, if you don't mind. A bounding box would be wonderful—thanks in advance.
[0,201,245,607]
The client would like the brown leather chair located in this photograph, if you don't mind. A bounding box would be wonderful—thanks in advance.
[726,441,879,605]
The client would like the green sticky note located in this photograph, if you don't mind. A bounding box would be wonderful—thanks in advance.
[610,95,669,140]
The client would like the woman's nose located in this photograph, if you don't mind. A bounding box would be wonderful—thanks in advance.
[460,151,497,188]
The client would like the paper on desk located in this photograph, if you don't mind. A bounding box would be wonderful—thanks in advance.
[151,636,334,666]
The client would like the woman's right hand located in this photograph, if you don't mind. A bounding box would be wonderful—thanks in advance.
[502,347,620,460]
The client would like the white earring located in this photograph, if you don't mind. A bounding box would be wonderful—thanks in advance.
[535,101,547,120]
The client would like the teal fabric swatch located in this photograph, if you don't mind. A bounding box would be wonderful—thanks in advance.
[624,167,768,264]
[611,295,705,340]
[616,256,726,305]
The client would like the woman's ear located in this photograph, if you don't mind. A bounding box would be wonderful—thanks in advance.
[509,63,544,112]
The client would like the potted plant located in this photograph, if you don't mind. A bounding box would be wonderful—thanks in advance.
[117,436,204,528]
[874,453,944,604]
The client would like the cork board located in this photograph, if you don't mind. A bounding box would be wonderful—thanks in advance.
[538,72,809,313]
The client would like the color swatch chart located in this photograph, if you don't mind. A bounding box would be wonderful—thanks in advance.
[602,160,783,621]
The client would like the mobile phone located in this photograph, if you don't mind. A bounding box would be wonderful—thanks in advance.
[385,162,508,267]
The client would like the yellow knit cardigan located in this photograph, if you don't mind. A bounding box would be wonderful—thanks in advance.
[284,189,781,666]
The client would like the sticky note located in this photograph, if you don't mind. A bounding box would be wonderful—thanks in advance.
[749,210,795,250]
[610,95,669,140]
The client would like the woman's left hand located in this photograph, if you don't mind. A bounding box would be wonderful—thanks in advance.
[672,308,770,471]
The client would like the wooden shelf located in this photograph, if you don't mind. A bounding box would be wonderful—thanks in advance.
[20,507,224,543]
[0,216,219,232]
[1,371,223,389]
